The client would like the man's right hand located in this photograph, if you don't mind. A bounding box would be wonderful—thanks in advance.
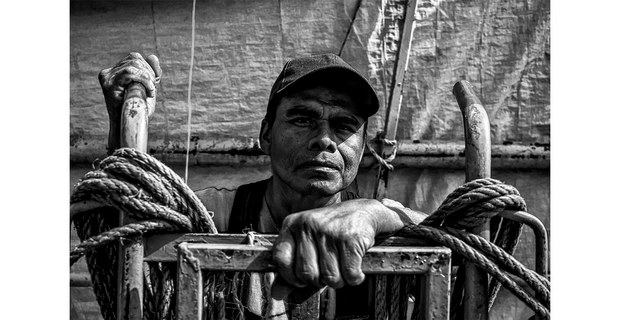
[99,52,161,152]
[98,52,162,124]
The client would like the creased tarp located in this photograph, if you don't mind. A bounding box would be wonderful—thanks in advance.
[70,0,549,159]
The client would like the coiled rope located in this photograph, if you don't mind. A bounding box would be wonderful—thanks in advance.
[71,148,217,265]
[71,148,549,319]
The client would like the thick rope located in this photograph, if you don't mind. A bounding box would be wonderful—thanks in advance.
[442,227,550,291]
[400,225,550,319]
[71,148,218,320]
[417,178,536,316]
[71,148,217,265]
[422,178,526,228]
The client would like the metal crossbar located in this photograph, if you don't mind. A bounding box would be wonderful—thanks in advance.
[139,234,452,320]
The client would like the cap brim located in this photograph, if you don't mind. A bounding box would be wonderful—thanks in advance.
[274,66,380,118]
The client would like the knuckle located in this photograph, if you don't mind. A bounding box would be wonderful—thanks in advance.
[343,269,364,286]
[98,68,111,84]
[271,249,289,267]
[321,274,343,288]
[128,52,143,60]
[296,268,318,284]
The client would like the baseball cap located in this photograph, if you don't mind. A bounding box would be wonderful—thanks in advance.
[266,54,380,120]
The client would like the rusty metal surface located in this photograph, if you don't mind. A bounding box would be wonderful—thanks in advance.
[424,254,452,320]
[86,142,549,169]
[144,233,436,262]
[116,83,150,320]
[117,239,144,320]
[454,80,491,320]
[176,243,203,320]
[173,241,451,320]
[180,243,449,275]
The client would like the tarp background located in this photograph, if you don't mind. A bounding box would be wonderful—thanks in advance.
[70,0,550,319]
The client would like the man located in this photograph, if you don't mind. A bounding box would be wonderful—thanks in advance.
[99,52,427,318]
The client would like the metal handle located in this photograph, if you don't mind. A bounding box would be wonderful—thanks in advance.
[453,80,491,320]
[120,82,149,151]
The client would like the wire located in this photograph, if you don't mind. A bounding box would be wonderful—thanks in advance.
[184,0,197,183]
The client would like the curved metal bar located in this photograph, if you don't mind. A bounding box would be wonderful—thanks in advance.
[499,210,549,279]
[453,80,491,320]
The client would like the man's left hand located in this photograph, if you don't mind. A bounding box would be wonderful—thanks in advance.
[270,198,408,299]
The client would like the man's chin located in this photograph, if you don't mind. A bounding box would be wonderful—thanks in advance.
[300,179,342,197]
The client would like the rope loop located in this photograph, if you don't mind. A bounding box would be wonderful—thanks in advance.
[365,138,398,171]
[422,178,527,228]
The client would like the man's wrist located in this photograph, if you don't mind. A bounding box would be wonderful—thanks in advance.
[359,199,405,237]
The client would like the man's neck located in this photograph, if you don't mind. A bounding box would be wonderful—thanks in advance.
[265,177,341,227]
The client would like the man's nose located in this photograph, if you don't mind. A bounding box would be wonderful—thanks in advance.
[308,123,337,152]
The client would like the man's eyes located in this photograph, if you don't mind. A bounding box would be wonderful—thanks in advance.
[290,118,314,126]
[288,118,358,133]
[334,123,357,133]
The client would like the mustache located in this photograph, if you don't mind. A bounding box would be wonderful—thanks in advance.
[296,159,341,170]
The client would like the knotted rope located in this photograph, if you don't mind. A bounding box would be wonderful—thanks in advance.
[71,148,218,320]
[71,149,549,319]
[365,138,397,171]
[411,178,550,319]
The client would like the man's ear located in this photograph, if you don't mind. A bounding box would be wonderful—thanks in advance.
[259,119,272,155]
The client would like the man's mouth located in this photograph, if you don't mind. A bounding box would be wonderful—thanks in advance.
[297,160,340,171]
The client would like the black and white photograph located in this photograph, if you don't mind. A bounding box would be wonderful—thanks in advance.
[3,0,614,319]
[66,0,551,319]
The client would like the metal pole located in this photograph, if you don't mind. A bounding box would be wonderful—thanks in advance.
[117,82,149,320]
[453,80,491,320]
[372,0,419,200]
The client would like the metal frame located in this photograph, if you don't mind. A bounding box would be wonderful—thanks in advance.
[175,241,451,320]
[136,233,451,320]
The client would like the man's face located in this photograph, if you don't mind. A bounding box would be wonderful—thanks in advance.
[261,86,366,197]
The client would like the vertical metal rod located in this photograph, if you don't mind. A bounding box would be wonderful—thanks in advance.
[424,258,451,320]
[117,82,149,320]
[373,0,419,199]
[453,80,491,320]
[176,243,203,320]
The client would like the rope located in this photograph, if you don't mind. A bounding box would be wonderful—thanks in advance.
[72,148,218,320]
[71,150,549,319]
[400,225,550,319]
[365,138,397,171]
[405,178,550,319]
[442,227,550,291]
[71,148,217,266]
